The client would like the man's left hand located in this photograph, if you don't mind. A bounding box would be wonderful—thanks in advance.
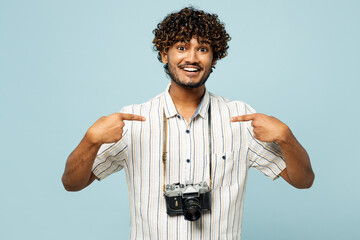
[231,113,291,143]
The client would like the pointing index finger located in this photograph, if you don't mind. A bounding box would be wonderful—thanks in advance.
[121,113,146,121]
[231,114,256,122]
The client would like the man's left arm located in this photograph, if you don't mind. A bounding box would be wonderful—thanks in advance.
[231,113,315,189]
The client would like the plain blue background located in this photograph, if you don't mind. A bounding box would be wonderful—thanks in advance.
[1,0,359,239]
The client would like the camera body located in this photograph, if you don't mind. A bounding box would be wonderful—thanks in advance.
[164,181,211,221]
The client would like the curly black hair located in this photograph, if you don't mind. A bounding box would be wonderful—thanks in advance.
[152,7,231,73]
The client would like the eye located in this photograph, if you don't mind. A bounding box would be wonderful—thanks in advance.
[199,47,209,52]
[177,46,186,51]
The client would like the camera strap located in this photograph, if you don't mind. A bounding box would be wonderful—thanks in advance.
[162,103,212,191]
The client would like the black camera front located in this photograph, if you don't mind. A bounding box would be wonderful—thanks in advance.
[183,197,202,221]
[164,181,211,221]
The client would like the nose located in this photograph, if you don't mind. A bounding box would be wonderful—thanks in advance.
[185,48,199,63]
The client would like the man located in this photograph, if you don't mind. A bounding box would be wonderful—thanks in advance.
[62,7,314,239]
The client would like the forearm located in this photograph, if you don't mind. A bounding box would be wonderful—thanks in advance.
[231,113,314,188]
[62,134,101,191]
[277,129,314,189]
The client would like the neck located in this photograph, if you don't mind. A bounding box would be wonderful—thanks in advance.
[168,80,205,121]
[169,80,205,107]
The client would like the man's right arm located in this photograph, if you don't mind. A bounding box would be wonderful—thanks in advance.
[61,113,146,192]
[62,134,101,191]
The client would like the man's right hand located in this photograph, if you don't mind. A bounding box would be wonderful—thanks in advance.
[62,113,145,191]
[85,113,146,145]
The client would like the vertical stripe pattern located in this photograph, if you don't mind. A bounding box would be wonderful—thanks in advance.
[92,85,286,240]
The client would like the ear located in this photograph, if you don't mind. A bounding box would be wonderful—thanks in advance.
[161,51,168,64]
[212,59,217,67]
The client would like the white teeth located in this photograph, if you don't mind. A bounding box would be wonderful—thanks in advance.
[183,67,198,72]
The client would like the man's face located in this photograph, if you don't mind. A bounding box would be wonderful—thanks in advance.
[161,38,215,88]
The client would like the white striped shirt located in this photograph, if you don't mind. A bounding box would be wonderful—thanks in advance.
[92,84,286,240]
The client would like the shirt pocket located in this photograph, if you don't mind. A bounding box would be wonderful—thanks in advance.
[211,150,241,188]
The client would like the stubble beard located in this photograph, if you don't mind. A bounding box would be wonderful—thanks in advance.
[167,63,212,89]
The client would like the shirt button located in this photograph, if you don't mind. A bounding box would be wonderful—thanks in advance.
[177,115,181,119]
[222,155,226,160]
[186,159,190,163]
[186,130,190,133]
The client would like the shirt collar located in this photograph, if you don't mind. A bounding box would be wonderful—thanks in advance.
[163,83,210,120]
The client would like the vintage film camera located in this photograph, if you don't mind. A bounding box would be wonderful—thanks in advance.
[164,181,211,221]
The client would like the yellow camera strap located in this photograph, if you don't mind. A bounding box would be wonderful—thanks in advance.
[162,104,212,191]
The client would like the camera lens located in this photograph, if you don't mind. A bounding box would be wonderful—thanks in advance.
[183,198,202,221]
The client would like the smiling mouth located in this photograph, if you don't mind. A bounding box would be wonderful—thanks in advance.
[182,67,199,72]
[179,64,203,73]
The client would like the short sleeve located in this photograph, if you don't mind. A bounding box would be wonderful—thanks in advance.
[92,107,130,181]
[245,104,286,180]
